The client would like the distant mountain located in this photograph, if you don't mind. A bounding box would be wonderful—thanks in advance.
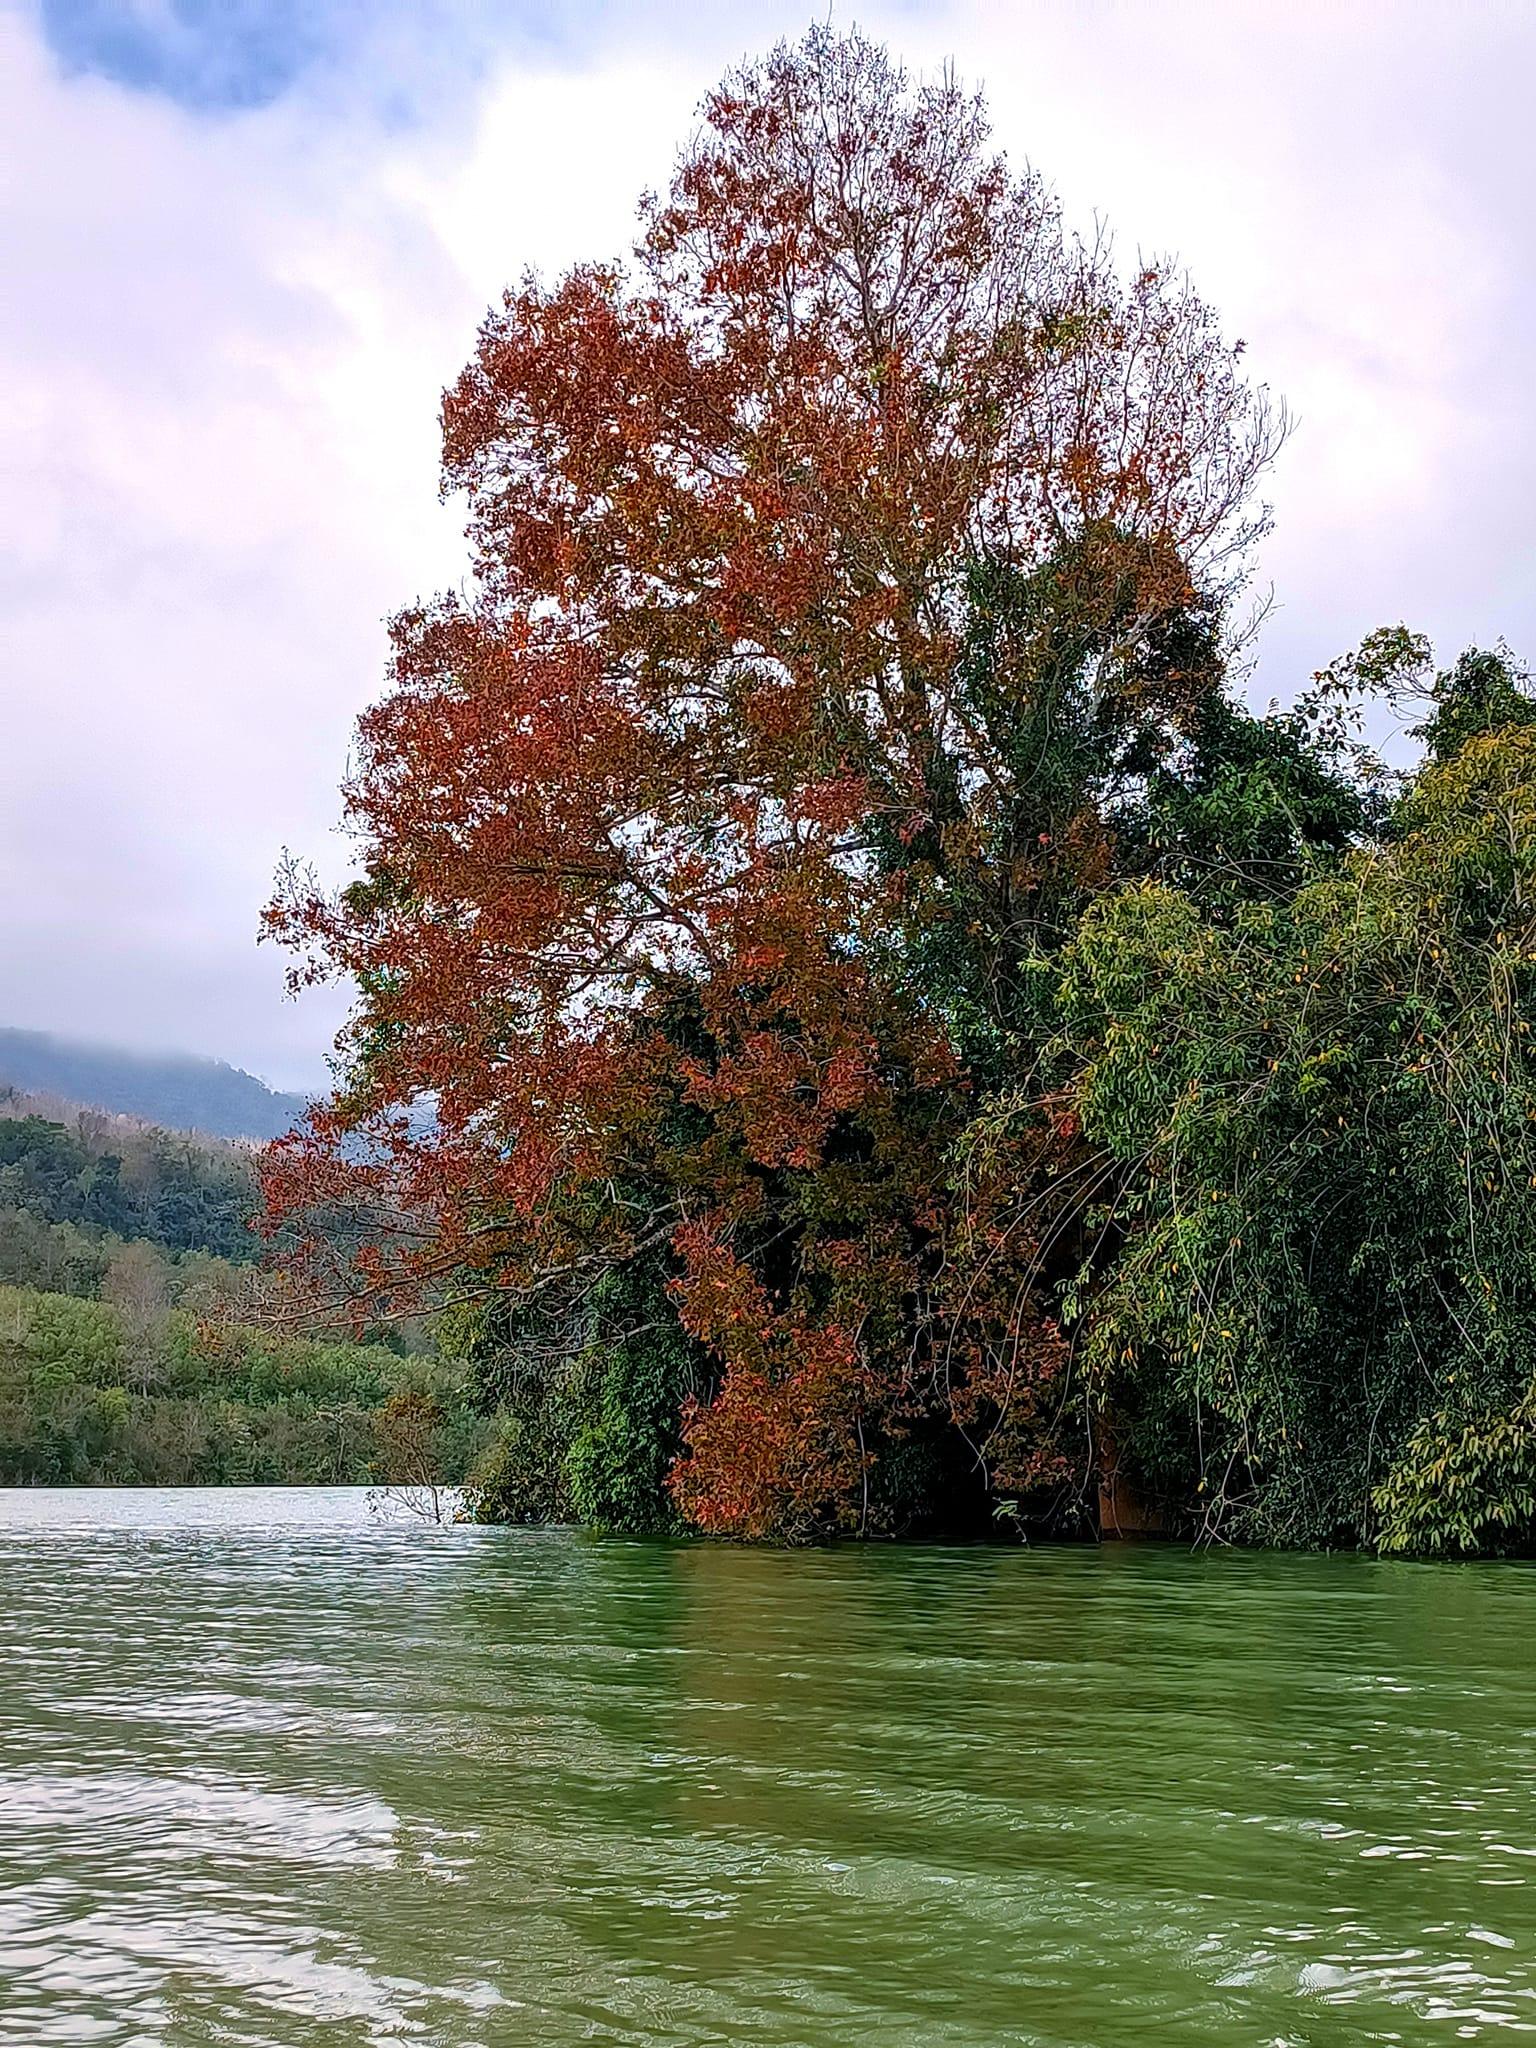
[0,1028,310,1143]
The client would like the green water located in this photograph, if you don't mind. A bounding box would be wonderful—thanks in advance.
[2,1492,1535,2044]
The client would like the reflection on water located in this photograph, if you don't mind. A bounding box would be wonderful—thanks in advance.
[2,1489,1536,2044]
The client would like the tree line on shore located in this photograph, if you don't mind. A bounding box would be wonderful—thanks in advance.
[0,1284,485,1488]
[0,1098,485,1490]
[0,1101,259,1269]
[247,29,1536,1554]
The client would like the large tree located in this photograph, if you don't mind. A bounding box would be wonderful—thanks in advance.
[264,28,1281,1538]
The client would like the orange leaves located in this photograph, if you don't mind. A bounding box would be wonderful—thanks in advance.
[682,1028,876,1172]
[793,769,873,835]
[667,1220,872,1538]
[260,26,1277,1537]
[669,1354,870,1541]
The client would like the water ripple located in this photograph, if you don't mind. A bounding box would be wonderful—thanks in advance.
[3,1489,1536,2043]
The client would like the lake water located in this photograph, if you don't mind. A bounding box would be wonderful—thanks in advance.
[2,1492,1535,2046]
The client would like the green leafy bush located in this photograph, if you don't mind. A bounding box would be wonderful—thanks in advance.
[1374,1404,1536,1556]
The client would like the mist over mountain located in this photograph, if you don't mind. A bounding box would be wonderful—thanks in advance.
[0,1028,310,1142]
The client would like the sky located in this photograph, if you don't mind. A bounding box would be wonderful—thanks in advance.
[2,0,1533,1093]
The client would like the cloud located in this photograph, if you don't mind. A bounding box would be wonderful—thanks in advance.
[3,0,1533,1090]
[36,0,577,113]
[0,0,806,1089]
[913,0,1536,707]
[2,9,461,1087]
[39,0,330,110]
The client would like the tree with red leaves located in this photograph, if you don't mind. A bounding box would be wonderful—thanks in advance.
[264,27,1280,1539]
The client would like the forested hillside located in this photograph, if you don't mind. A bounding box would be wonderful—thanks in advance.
[0,1286,485,1487]
[0,1099,260,1275]
[0,1091,482,1488]
[0,1027,307,1141]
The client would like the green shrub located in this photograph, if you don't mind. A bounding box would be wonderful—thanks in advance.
[1373,1402,1536,1556]
[564,1321,693,1536]
[0,1281,484,1487]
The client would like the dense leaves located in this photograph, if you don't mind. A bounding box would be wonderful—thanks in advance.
[265,28,1533,1553]
[0,1109,259,1261]
[0,1095,483,1491]
[1025,657,1536,1547]
[264,28,1282,1542]
[0,1283,486,1488]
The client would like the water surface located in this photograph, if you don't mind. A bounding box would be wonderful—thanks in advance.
[2,1487,1535,2044]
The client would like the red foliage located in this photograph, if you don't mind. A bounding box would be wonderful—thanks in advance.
[262,29,1276,1537]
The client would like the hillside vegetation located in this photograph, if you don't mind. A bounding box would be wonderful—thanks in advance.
[0,1090,482,1490]
[0,1285,486,1487]
[0,1027,307,1141]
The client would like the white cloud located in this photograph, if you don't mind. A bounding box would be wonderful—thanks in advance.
[0,11,674,1088]
[912,0,1535,698]
[2,0,1532,1088]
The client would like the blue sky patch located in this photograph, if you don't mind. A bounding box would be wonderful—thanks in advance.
[39,0,593,114]
[38,0,348,110]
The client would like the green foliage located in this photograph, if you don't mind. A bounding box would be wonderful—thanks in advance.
[451,615,1536,1554]
[1135,694,1372,905]
[1030,662,1536,1551]
[1412,648,1536,766]
[0,1103,443,1490]
[0,1283,488,1487]
[463,1414,570,1525]
[460,1254,703,1532]
[1373,1401,1536,1556]
[565,1305,696,1536]
[0,1109,259,1262]
[880,545,1228,1088]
